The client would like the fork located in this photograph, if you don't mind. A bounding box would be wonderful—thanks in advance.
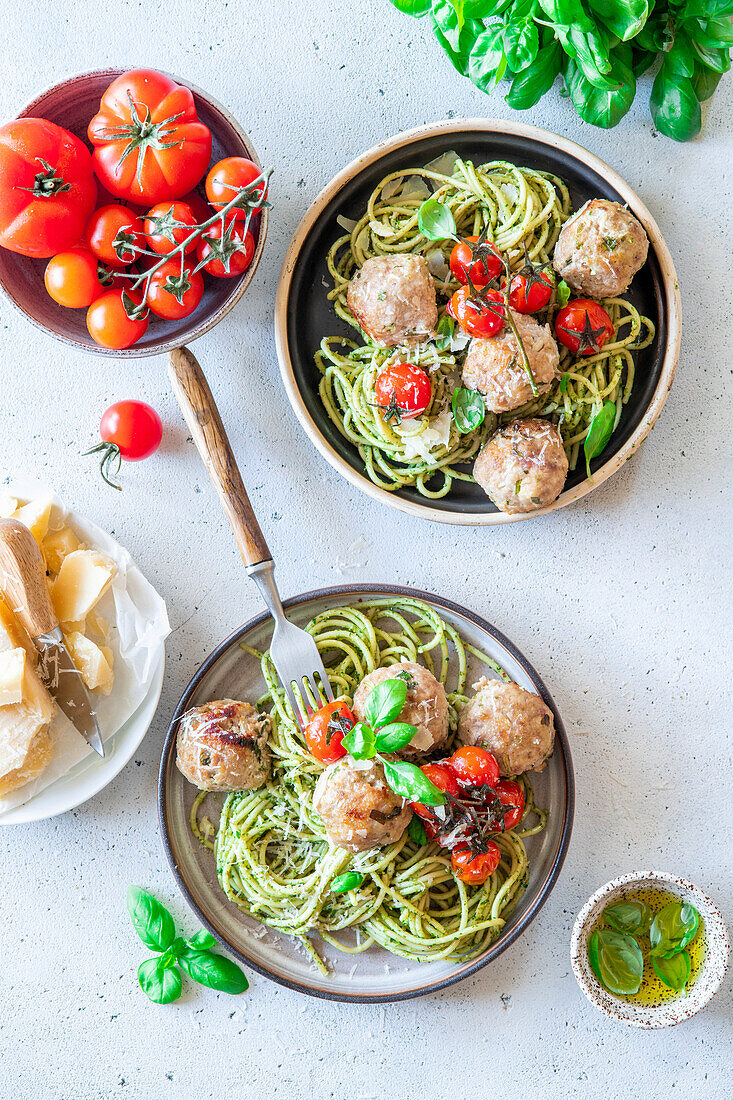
[168,346,334,726]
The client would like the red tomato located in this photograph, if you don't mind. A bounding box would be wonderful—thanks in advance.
[146,259,204,320]
[509,269,554,313]
[412,762,459,831]
[196,221,255,278]
[0,118,97,257]
[303,701,354,765]
[206,157,267,219]
[86,289,148,349]
[555,299,614,356]
[86,205,145,268]
[495,779,525,831]
[374,362,432,422]
[88,69,212,204]
[44,248,104,308]
[448,746,500,789]
[100,401,162,460]
[449,236,502,289]
[448,286,505,338]
[451,843,501,884]
[143,201,199,255]
[181,189,215,224]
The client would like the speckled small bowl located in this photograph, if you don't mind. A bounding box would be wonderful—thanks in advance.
[571,872,729,1028]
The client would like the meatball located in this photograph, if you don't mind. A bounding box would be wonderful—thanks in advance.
[473,418,568,514]
[462,311,559,413]
[313,757,411,852]
[352,661,449,757]
[458,678,555,776]
[346,254,438,347]
[552,198,649,299]
[175,699,270,791]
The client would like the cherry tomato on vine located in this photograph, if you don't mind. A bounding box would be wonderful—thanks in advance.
[196,221,255,278]
[411,762,459,834]
[555,299,614,357]
[375,362,432,421]
[449,236,502,288]
[304,700,354,765]
[448,285,505,338]
[147,259,204,320]
[451,842,501,885]
[143,200,199,255]
[181,189,215,224]
[509,269,554,313]
[448,746,500,789]
[86,288,148,349]
[205,157,267,218]
[87,400,163,489]
[44,247,104,308]
[495,779,525,832]
[86,205,145,268]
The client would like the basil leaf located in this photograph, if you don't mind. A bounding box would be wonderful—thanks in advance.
[588,929,644,995]
[408,814,428,845]
[651,60,702,142]
[435,313,455,351]
[506,39,563,108]
[692,61,723,100]
[374,722,417,752]
[342,721,376,759]
[692,40,731,72]
[387,0,432,13]
[127,887,176,952]
[650,902,700,957]
[604,900,652,935]
[187,929,217,951]
[564,45,636,128]
[584,400,616,478]
[331,872,364,893]
[159,937,186,969]
[556,279,571,307]
[430,1,485,75]
[418,197,457,241]
[653,949,691,992]
[383,760,446,805]
[588,0,650,43]
[468,25,508,91]
[686,14,733,49]
[452,387,486,434]
[538,1,618,89]
[178,949,249,994]
[559,373,570,394]
[503,16,539,72]
[363,678,407,728]
[137,957,183,1004]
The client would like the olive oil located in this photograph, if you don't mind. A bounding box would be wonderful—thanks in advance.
[592,886,706,1005]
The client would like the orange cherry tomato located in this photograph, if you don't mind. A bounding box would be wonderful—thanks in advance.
[86,205,145,269]
[196,221,255,278]
[374,362,432,421]
[304,700,354,765]
[451,842,501,884]
[146,259,204,320]
[86,288,148,349]
[448,745,500,789]
[143,200,199,255]
[449,236,502,288]
[448,285,505,338]
[205,157,267,219]
[495,779,525,831]
[44,247,104,308]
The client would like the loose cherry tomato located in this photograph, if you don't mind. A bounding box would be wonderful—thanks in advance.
[448,746,500,789]
[44,247,104,308]
[86,205,145,268]
[374,362,432,422]
[449,236,502,289]
[509,269,554,313]
[412,762,459,833]
[448,286,505,338]
[304,700,354,765]
[100,401,162,460]
[451,842,501,884]
[196,220,255,278]
[143,201,199,255]
[495,779,525,832]
[86,289,148,349]
[555,299,614,356]
[206,157,267,219]
[146,259,204,320]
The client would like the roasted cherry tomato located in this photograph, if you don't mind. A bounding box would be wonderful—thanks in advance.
[555,299,614,357]
[100,400,162,460]
[411,762,459,834]
[196,220,255,278]
[448,285,505,338]
[143,200,199,255]
[44,247,104,308]
[451,842,501,884]
[206,157,267,218]
[146,259,204,320]
[86,288,148,349]
[448,746,500,790]
[304,700,354,765]
[86,205,145,269]
[509,269,554,313]
[374,362,432,421]
[495,779,525,832]
[449,236,502,289]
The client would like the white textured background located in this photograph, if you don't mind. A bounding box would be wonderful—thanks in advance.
[1,2,732,1097]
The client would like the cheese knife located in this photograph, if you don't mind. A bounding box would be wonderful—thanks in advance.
[0,518,104,757]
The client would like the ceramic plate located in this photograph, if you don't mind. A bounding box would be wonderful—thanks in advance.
[275,119,681,525]
[159,584,574,1002]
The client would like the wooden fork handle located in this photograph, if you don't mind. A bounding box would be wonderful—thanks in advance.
[0,518,59,638]
[168,346,271,568]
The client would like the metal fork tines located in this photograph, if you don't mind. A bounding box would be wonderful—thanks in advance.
[247,561,334,727]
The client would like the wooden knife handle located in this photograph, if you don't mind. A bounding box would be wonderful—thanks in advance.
[168,345,271,568]
[0,519,59,637]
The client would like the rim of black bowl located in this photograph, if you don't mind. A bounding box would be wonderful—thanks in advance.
[275,119,682,526]
[2,68,268,357]
[158,582,575,1003]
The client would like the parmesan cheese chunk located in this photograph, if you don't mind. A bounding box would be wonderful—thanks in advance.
[51,550,116,625]
[0,611,55,790]
[42,525,82,576]
[0,496,18,518]
[63,632,114,695]
[0,648,25,706]
[12,496,53,545]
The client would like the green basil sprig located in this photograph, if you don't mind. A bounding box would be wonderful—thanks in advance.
[583,400,616,479]
[417,197,458,241]
[331,872,365,893]
[127,887,249,1005]
[588,928,644,995]
[408,814,428,845]
[452,387,486,434]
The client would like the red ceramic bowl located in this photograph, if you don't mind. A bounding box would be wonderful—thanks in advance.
[0,69,268,357]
